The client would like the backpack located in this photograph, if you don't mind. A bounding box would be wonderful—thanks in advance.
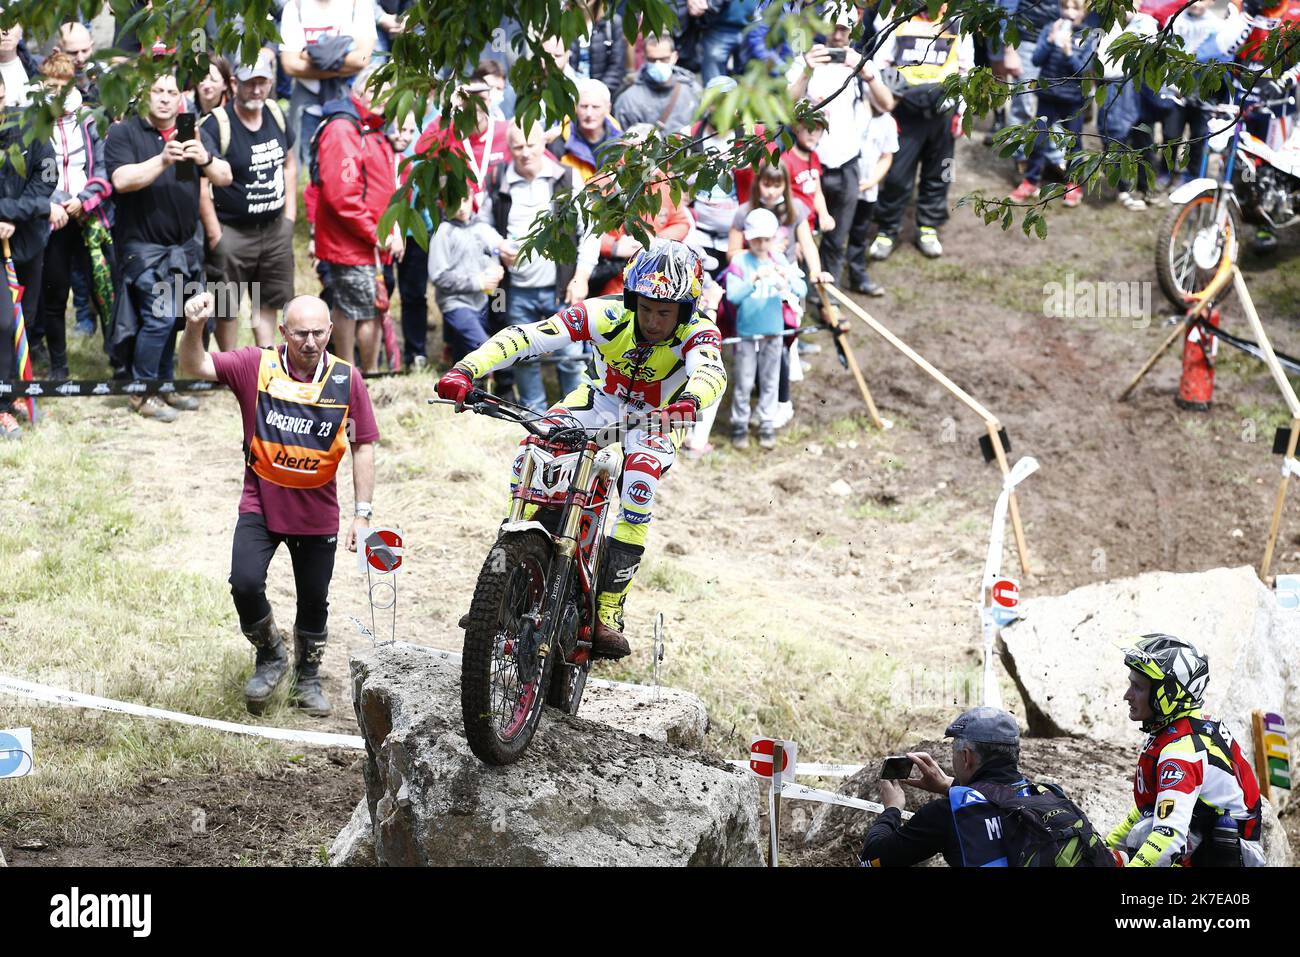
[307,108,364,189]
[208,100,287,155]
[978,781,1116,868]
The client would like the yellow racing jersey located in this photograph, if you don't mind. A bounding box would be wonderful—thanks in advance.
[458,296,727,412]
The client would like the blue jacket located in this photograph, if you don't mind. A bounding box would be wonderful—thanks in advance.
[1031,18,1101,106]
[725,252,805,337]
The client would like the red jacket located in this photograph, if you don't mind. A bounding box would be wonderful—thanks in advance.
[313,95,397,266]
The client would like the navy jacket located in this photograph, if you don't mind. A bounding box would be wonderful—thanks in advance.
[1031,18,1101,106]
[0,112,55,265]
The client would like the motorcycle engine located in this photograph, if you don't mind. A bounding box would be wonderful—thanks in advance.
[1255,167,1295,222]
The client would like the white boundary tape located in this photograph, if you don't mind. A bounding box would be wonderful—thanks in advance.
[0,646,670,755]
[779,781,914,820]
[728,759,863,778]
[0,674,365,750]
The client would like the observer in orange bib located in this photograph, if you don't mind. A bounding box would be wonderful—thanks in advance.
[179,293,379,717]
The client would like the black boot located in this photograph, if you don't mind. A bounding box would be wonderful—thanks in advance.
[243,612,289,715]
[592,540,643,660]
[292,627,332,717]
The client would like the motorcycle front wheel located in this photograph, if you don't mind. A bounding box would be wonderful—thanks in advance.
[1156,190,1240,307]
[461,532,556,765]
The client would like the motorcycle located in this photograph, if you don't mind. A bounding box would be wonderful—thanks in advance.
[1157,95,1300,307]
[433,389,625,765]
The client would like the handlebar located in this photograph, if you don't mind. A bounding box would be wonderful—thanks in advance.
[429,388,639,447]
[1197,95,1295,120]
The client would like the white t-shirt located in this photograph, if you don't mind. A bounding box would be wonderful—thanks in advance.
[0,58,31,108]
[786,56,871,170]
[280,0,378,95]
[858,113,899,202]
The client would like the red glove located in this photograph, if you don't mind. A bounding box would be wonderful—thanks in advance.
[436,367,473,405]
[950,112,964,138]
[655,397,699,429]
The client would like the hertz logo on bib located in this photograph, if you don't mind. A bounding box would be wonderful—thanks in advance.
[247,348,352,489]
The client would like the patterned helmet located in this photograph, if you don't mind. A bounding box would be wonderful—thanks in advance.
[1122,634,1209,729]
[622,240,704,313]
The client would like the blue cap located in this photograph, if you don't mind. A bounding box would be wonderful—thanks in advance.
[944,707,1020,746]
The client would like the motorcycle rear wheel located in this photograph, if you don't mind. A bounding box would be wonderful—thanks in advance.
[1156,191,1240,307]
[461,532,556,765]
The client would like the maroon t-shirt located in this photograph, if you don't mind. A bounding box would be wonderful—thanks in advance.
[212,346,380,536]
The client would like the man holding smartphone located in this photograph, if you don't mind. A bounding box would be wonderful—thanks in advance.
[786,6,894,288]
[860,706,1109,867]
[106,71,232,421]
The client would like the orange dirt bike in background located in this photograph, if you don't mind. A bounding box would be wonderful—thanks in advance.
[432,389,624,765]
[1157,94,1300,306]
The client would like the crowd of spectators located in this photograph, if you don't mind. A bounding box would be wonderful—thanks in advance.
[0,0,1285,443]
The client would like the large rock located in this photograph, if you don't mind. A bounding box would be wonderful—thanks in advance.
[340,642,762,866]
[328,799,378,867]
[998,566,1299,775]
[796,737,1292,866]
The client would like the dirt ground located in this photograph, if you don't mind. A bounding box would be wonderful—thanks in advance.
[4,752,363,867]
[6,130,1299,865]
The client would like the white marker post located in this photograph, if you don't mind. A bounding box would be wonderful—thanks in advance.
[770,741,783,868]
[979,457,1039,709]
[359,527,404,643]
[749,736,797,868]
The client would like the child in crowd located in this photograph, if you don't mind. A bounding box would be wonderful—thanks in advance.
[1171,0,1221,184]
[781,112,835,232]
[427,194,506,362]
[728,161,828,429]
[846,111,899,297]
[726,208,807,451]
[1008,0,1099,207]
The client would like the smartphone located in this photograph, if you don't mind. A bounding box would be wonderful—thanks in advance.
[175,112,196,182]
[825,48,847,64]
[880,756,914,780]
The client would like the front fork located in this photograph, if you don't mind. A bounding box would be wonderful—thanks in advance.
[513,444,598,677]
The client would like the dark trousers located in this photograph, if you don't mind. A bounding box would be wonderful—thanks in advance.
[873,108,955,239]
[846,198,876,286]
[442,304,490,361]
[1025,99,1084,185]
[1133,89,1183,185]
[818,158,860,285]
[228,511,337,634]
[39,225,90,372]
[129,270,183,381]
[397,246,429,364]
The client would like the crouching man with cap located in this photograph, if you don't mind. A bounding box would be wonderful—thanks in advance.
[860,706,1111,867]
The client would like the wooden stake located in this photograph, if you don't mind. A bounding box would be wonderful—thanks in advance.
[818,287,885,429]
[769,741,783,868]
[826,285,998,422]
[1260,416,1300,582]
[1118,267,1234,402]
[1252,709,1273,804]
[825,285,1031,575]
[1118,319,1190,403]
[1230,269,1300,580]
[1232,269,1300,418]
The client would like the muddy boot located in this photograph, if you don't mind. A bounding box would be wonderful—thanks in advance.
[243,612,290,715]
[592,540,643,660]
[291,627,332,717]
